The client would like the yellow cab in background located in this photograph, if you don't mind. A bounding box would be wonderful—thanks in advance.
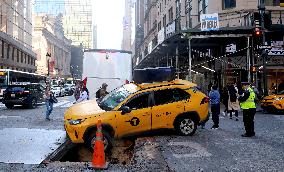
[261,90,284,113]
[64,80,209,150]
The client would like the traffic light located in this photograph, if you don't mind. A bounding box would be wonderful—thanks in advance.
[280,0,284,7]
[254,27,262,37]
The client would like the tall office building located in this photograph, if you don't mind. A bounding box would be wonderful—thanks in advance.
[121,0,134,51]
[34,0,93,49]
[93,25,97,49]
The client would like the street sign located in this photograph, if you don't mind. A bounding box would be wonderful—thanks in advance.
[200,13,219,31]
[258,45,272,49]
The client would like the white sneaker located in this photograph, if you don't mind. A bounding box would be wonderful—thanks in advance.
[222,112,226,116]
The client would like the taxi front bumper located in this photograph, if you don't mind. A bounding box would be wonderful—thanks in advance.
[64,120,86,143]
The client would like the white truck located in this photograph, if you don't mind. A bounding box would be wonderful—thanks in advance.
[82,49,132,99]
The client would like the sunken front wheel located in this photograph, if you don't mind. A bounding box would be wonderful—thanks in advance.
[88,130,113,152]
[175,117,197,136]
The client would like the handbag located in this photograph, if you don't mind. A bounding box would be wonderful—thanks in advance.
[50,95,58,103]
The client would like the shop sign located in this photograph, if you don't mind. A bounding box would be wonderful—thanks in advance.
[201,13,219,31]
[158,27,165,45]
[166,21,175,36]
[267,50,284,56]
[268,41,284,56]
[226,44,236,53]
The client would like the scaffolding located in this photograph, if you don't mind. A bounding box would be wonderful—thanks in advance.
[34,0,93,49]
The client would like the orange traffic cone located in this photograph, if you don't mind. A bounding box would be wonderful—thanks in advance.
[88,119,109,169]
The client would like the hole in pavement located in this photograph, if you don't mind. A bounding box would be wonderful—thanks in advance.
[58,139,135,165]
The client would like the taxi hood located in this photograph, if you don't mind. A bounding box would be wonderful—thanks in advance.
[64,99,105,119]
[263,94,284,100]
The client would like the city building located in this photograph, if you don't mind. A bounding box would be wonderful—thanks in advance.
[0,0,36,72]
[133,0,284,94]
[122,0,134,51]
[33,14,72,78]
[70,45,84,79]
[93,25,97,49]
[34,0,93,49]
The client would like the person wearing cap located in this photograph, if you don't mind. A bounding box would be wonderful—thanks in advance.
[239,82,256,137]
[98,83,109,99]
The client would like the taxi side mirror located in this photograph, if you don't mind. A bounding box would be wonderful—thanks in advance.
[120,106,131,115]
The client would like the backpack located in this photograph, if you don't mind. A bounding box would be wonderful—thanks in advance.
[96,88,101,98]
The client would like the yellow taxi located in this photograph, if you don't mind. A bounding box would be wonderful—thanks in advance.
[64,80,209,150]
[261,90,284,113]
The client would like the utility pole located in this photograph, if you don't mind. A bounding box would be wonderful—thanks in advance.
[258,0,268,96]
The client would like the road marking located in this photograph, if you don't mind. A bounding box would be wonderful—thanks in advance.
[0,115,21,119]
[168,141,212,158]
[53,101,70,107]
[60,101,74,108]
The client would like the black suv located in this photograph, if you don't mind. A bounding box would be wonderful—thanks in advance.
[3,84,45,109]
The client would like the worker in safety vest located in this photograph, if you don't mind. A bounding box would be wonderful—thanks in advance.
[238,82,256,137]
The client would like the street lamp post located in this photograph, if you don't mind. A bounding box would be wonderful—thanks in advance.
[46,53,51,77]
[258,0,268,96]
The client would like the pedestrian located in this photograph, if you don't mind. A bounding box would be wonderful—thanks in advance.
[239,82,256,137]
[96,83,109,99]
[44,85,53,121]
[209,85,220,129]
[74,82,81,101]
[222,85,229,116]
[76,87,89,103]
[228,84,240,121]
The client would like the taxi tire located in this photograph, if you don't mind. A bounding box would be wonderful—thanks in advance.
[88,130,113,152]
[175,116,197,136]
[5,104,14,109]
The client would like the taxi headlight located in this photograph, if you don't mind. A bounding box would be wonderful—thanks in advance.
[68,119,85,125]
[275,97,283,101]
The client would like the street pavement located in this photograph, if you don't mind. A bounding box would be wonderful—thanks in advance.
[0,97,283,171]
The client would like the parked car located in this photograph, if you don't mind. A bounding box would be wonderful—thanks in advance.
[261,90,284,113]
[64,80,209,151]
[64,85,74,96]
[2,84,45,109]
[51,86,65,97]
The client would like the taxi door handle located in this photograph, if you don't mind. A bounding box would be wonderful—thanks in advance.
[142,113,150,116]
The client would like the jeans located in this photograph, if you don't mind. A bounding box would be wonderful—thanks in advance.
[45,99,53,119]
[211,104,220,127]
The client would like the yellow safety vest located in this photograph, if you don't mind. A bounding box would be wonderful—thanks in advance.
[240,87,256,109]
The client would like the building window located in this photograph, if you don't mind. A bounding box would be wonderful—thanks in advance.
[163,15,167,27]
[265,0,280,6]
[0,40,2,58]
[223,0,236,9]
[3,42,7,59]
[21,52,23,63]
[158,21,162,31]
[12,47,15,61]
[198,0,209,22]
[168,7,173,22]
[17,50,19,62]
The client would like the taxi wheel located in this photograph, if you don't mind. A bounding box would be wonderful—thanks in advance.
[176,117,197,136]
[88,130,113,152]
[5,104,14,109]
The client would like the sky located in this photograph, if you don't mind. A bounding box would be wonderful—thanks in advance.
[93,0,125,50]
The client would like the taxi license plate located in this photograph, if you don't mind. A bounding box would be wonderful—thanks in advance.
[11,94,15,98]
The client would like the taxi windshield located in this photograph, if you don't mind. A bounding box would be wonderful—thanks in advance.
[99,86,131,111]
